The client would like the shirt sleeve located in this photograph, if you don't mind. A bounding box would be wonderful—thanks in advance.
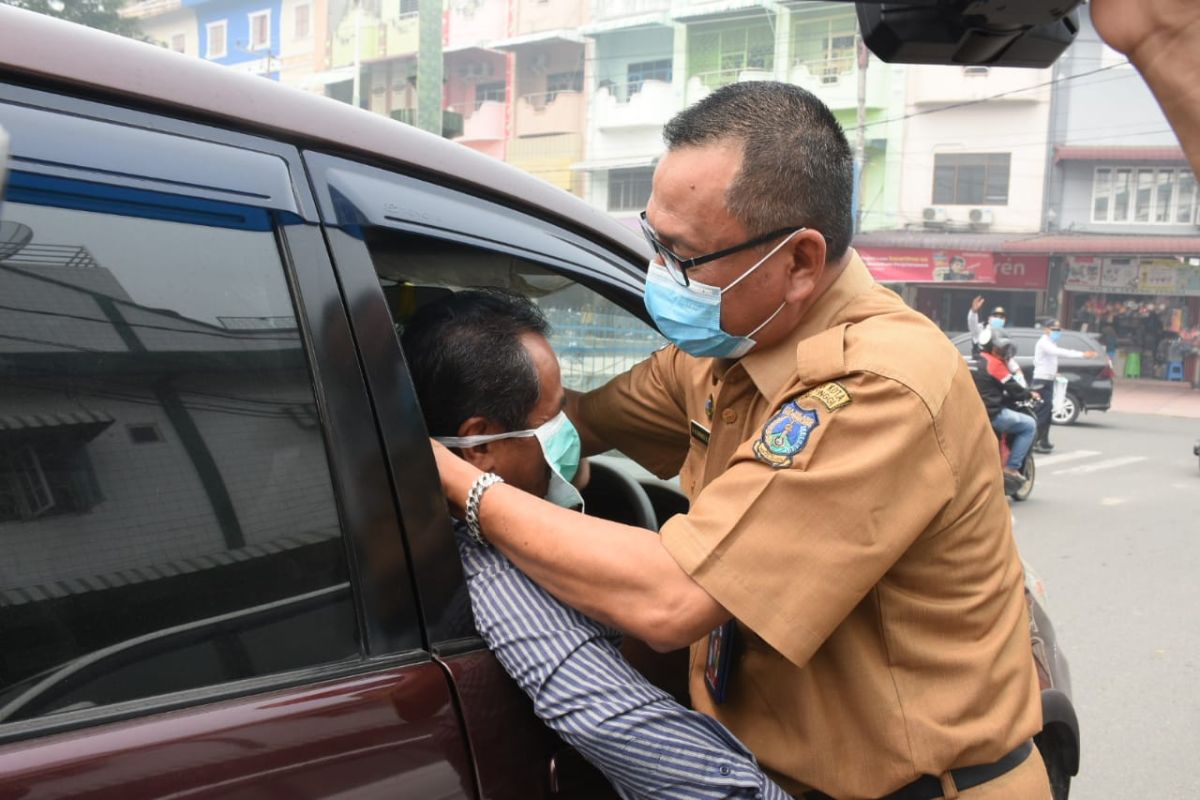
[660,372,956,669]
[1047,343,1085,358]
[577,346,692,479]
[967,310,981,341]
[454,523,791,800]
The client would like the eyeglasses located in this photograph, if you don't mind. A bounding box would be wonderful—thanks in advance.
[638,211,801,287]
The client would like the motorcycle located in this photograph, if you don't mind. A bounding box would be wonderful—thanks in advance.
[998,400,1038,501]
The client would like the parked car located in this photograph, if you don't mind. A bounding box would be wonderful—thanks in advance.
[952,327,1115,424]
[0,8,1077,798]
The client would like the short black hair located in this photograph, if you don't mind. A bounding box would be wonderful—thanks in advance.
[401,289,550,437]
[662,81,854,261]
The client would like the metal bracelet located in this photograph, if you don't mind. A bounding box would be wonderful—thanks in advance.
[465,472,504,546]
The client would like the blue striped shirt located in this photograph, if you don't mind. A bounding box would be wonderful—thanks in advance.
[454,521,791,800]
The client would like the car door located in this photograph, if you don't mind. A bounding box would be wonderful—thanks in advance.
[303,152,684,799]
[0,87,476,797]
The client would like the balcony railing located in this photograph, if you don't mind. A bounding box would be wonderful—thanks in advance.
[445,100,507,141]
[592,79,677,130]
[514,91,585,137]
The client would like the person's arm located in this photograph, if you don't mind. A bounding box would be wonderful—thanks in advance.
[455,524,791,800]
[1045,342,1095,359]
[966,302,983,341]
[1091,0,1200,174]
[435,441,727,651]
[563,388,608,456]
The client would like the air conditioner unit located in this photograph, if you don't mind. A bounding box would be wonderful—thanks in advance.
[922,206,948,228]
[968,208,994,228]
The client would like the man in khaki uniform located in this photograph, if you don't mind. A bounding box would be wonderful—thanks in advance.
[432,81,1049,798]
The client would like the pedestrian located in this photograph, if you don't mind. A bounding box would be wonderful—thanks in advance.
[1032,321,1097,453]
[1101,316,1119,361]
[433,81,1048,798]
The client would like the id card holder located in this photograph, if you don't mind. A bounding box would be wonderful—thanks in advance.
[703,620,738,705]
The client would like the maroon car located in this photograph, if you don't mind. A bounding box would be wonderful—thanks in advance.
[0,7,1077,799]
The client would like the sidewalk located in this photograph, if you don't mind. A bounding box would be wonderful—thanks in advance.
[1110,378,1200,419]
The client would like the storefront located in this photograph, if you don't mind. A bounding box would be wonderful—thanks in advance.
[856,246,1049,332]
[1062,255,1200,380]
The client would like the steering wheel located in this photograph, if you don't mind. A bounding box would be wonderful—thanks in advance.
[580,459,658,531]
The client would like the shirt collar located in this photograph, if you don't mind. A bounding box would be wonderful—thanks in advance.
[737,249,875,401]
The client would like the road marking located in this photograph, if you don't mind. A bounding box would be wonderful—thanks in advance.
[1034,450,1101,468]
[1053,455,1148,476]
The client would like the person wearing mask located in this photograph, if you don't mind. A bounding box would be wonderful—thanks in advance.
[1032,321,1096,453]
[973,330,1037,484]
[432,82,1047,798]
[402,288,789,800]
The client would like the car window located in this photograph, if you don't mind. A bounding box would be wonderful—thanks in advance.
[1064,333,1096,352]
[1010,333,1039,358]
[363,230,666,393]
[0,170,358,726]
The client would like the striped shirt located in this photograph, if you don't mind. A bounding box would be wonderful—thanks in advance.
[454,521,791,800]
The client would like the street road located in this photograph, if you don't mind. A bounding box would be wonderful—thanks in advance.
[1011,412,1200,799]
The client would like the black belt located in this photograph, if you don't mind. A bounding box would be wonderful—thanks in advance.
[804,739,1033,800]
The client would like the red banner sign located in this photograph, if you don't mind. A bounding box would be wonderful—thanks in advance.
[993,255,1049,289]
[859,248,996,284]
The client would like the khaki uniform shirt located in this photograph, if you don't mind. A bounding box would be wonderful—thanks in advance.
[578,253,1041,799]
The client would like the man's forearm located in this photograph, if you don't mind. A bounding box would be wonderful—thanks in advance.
[565,389,609,456]
[435,441,726,649]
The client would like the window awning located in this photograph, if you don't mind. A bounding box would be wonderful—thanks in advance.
[0,411,115,442]
[1054,145,1188,163]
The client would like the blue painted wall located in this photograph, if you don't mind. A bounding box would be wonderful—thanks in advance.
[185,0,283,79]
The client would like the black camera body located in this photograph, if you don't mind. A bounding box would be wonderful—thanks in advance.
[855,1,1086,69]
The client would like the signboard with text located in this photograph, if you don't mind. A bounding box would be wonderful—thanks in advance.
[1066,256,1200,296]
[859,248,996,284]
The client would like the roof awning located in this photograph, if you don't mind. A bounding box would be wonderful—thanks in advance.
[1054,145,1188,163]
[0,411,115,442]
[491,29,586,49]
[853,230,1200,256]
[570,155,658,172]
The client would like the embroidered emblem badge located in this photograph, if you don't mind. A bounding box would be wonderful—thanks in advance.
[705,395,714,421]
[802,381,852,412]
[752,401,820,468]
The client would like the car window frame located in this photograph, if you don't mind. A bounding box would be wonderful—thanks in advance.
[304,152,653,651]
[0,84,430,744]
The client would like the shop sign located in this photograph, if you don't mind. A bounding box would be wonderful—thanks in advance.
[993,255,1049,289]
[1066,256,1200,296]
[859,248,995,283]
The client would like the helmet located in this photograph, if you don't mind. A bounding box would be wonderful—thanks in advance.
[981,329,1015,360]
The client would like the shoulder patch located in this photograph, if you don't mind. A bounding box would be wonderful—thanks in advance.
[802,381,852,412]
[752,400,820,469]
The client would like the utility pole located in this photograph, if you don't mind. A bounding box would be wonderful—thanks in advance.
[416,0,444,136]
[351,0,362,109]
[854,31,869,233]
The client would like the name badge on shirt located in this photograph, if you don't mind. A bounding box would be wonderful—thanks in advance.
[690,419,711,446]
[703,620,738,704]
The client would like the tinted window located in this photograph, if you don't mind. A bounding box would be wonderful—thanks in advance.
[1010,333,1039,358]
[0,176,358,726]
[1064,333,1097,352]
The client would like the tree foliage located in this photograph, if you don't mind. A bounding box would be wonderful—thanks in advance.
[1,0,144,39]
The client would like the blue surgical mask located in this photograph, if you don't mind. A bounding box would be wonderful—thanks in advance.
[1050,330,1062,343]
[436,411,584,510]
[989,316,1006,329]
[643,231,801,359]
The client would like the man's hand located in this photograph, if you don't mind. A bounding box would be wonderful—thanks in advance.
[1091,0,1200,65]
[1083,351,1098,359]
[971,295,986,313]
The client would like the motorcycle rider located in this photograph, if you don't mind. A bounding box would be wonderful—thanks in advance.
[973,330,1037,484]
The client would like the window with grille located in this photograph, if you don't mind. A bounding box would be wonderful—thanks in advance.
[626,59,672,96]
[687,20,775,89]
[792,11,857,81]
[1091,166,1197,225]
[607,167,654,212]
[932,153,1011,206]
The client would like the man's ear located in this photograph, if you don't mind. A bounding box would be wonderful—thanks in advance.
[455,415,497,472]
[782,229,828,306]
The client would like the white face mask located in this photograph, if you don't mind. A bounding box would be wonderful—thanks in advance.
[435,411,584,511]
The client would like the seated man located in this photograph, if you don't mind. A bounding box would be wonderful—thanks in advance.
[972,330,1037,482]
[401,288,789,800]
